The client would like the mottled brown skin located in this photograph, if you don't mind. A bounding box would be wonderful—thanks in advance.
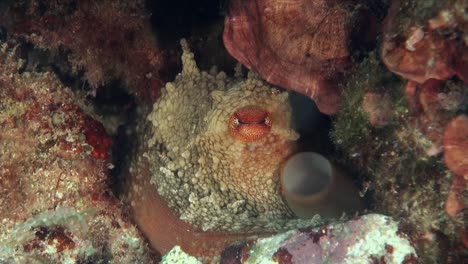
[125,41,315,261]
[223,0,374,114]
[126,156,250,262]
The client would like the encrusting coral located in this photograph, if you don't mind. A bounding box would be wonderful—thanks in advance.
[443,115,468,247]
[0,41,155,263]
[379,1,468,252]
[382,0,468,83]
[332,50,466,262]
[220,214,417,264]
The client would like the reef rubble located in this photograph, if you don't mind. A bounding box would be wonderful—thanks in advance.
[0,41,156,263]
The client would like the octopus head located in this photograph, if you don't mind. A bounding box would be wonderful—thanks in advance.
[192,75,300,224]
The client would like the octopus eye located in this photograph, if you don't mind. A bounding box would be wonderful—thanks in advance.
[229,105,272,142]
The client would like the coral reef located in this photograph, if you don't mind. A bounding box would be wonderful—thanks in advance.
[333,8,468,257]
[0,0,466,262]
[0,42,155,263]
[332,50,467,262]
[378,1,468,253]
[223,0,378,114]
[443,115,468,247]
[382,0,468,83]
[220,214,417,264]
[0,0,165,101]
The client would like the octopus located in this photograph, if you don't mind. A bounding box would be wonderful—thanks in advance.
[125,40,319,262]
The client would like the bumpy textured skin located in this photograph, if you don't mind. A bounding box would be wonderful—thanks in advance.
[126,40,323,261]
[145,40,300,233]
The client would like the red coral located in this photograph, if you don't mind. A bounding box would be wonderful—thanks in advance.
[443,115,467,221]
[381,0,467,84]
[223,0,376,114]
[402,79,464,156]
[443,115,468,177]
[272,248,293,264]
[83,116,112,159]
[23,226,75,254]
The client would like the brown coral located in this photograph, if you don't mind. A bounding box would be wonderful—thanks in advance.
[382,0,468,84]
[223,0,375,114]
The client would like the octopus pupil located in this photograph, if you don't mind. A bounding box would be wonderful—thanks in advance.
[237,118,267,125]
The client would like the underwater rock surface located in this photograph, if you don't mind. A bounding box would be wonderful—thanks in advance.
[0,0,165,101]
[0,42,155,263]
[217,214,417,264]
[382,0,467,83]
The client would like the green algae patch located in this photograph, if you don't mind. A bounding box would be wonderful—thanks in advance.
[331,51,464,262]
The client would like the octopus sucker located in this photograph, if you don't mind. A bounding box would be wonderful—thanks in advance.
[125,39,360,261]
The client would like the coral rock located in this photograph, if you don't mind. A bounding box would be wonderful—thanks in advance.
[402,79,465,156]
[417,79,445,118]
[332,55,466,261]
[443,115,468,222]
[443,115,468,177]
[0,42,155,263]
[223,0,374,114]
[382,0,468,83]
[0,0,165,101]
[220,214,417,264]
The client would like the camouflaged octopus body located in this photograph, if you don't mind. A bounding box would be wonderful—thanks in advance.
[145,41,301,232]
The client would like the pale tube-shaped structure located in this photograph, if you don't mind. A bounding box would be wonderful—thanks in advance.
[281,152,363,219]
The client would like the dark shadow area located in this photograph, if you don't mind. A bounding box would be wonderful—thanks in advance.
[146,0,237,76]
[146,0,226,46]
[289,91,333,155]
[289,91,371,212]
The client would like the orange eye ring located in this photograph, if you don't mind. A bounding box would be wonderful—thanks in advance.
[229,106,272,142]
